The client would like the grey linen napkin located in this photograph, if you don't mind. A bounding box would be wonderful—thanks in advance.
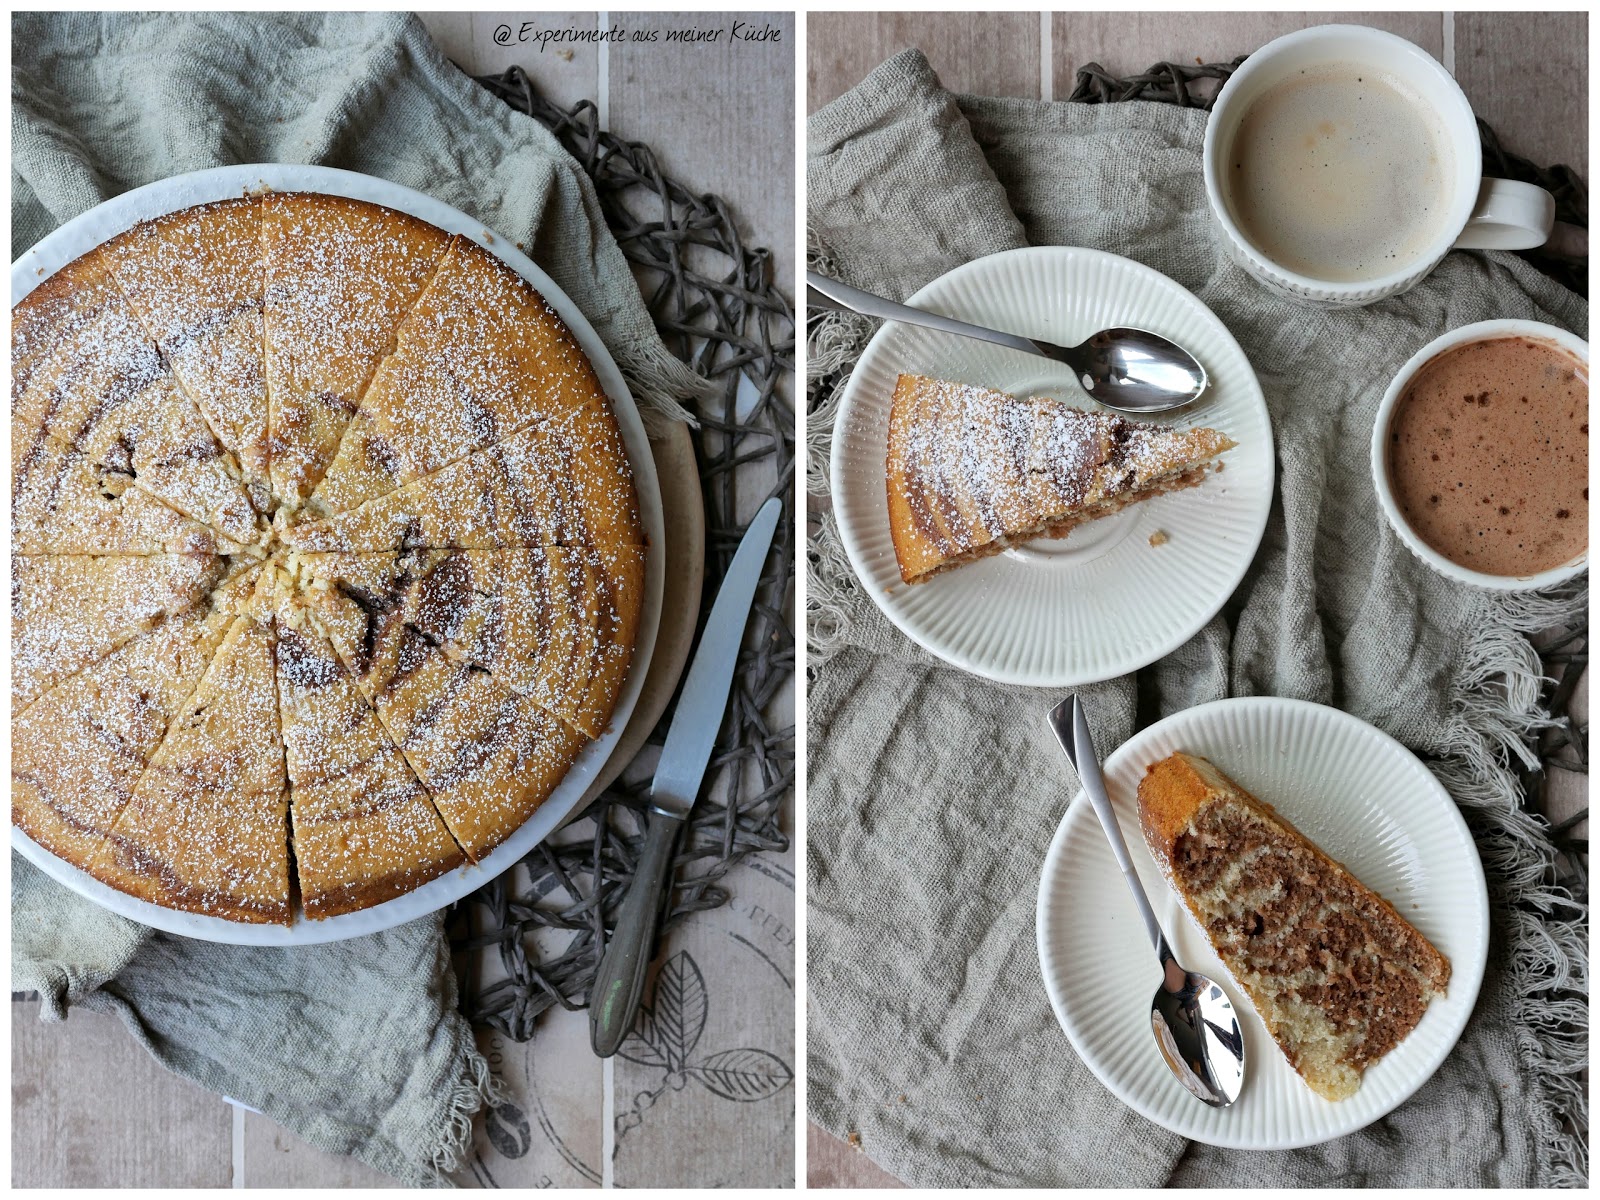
[806,50,1587,1188]
[11,11,703,1186]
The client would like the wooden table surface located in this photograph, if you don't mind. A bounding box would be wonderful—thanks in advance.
[11,11,796,1189]
[804,8,1587,1189]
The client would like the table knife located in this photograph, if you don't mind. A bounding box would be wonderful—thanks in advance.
[589,494,783,1057]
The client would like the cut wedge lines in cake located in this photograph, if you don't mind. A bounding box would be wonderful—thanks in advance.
[303,577,588,864]
[284,401,641,556]
[12,551,226,711]
[14,563,261,887]
[293,544,642,740]
[98,197,273,509]
[270,600,468,918]
[13,251,266,554]
[263,195,460,515]
[88,608,293,924]
[300,245,615,521]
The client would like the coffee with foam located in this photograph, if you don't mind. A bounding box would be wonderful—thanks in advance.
[1222,64,1453,283]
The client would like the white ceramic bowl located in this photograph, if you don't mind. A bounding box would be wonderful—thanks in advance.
[1370,318,1589,591]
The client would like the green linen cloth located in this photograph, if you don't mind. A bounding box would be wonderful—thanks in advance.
[11,11,704,1186]
[807,50,1587,1188]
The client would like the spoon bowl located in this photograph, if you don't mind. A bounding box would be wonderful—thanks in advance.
[1060,327,1210,413]
[1047,694,1245,1107]
[1151,962,1246,1107]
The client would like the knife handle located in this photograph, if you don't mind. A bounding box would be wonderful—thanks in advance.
[589,805,684,1057]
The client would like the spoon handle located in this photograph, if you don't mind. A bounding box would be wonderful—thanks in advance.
[805,270,1042,357]
[1048,696,1167,955]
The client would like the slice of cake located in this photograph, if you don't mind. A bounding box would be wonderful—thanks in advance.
[87,610,292,924]
[12,551,223,708]
[294,543,641,739]
[302,248,612,520]
[100,197,272,504]
[305,571,588,861]
[272,611,467,919]
[262,193,456,513]
[885,374,1233,584]
[285,404,641,555]
[1137,752,1451,1101]
[11,568,255,873]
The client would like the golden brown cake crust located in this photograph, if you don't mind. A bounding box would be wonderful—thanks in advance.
[11,192,643,923]
[1137,751,1451,1100]
[885,374,1233,585]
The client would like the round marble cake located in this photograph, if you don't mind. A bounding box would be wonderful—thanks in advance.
[12,193,644,923]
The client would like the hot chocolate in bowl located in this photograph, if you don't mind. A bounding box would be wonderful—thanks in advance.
[1372,320,1589,590]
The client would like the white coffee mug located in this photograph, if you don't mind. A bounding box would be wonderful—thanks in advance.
[1203,25,1556,306]
[1371,319,1588,591]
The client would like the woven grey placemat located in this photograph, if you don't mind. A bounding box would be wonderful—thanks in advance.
[448,69,796,1039]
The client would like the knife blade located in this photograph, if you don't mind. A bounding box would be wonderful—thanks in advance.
[590,495,783,1056]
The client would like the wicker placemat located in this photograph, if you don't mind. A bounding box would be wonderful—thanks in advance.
[446,69,795,1039]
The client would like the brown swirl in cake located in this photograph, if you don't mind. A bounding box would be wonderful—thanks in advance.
[885,374,1233,584]
[1139,752,1450,1100]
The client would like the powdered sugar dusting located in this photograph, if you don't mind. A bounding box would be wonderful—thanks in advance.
[11,580,247,872]
[286,401,639,555]
[263,194,455,509]
[274,614,466,913]
[88,614,291,923]
[12,551,223,709]
[302,238,610,520]
[12,192,643,921]
[100,198,271,489]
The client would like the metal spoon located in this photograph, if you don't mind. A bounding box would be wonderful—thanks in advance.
[1047,695,1245,1107]
[807,270,1208,413]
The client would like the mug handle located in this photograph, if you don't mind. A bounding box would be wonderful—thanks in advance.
[1452,178,1556,251]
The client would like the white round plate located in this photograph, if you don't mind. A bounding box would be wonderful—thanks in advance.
[1036,697,1489,1149]
[830,247,1274,686]
[11,164,665,945]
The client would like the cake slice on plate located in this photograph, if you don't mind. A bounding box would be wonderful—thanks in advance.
[1137,751,1451,1101]
[885,373,1233,584]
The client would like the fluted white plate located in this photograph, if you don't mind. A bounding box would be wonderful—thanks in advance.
[11,164,663,945]
[1036,697,1489,1149]
[830,247,1273,686]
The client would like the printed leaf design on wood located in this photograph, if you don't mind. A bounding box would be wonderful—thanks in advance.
[617,1005,669,1069]
[651,952,708,1070]
[611,950,795,1144]
[689,1048,795,1102]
